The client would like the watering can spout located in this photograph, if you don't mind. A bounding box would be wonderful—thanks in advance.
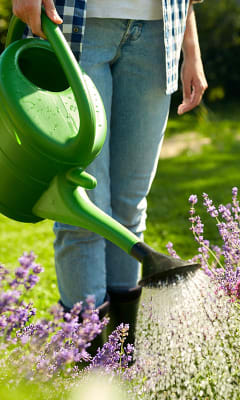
[33,169,200,287]
[33,168,141,255]
[131,242,200,286]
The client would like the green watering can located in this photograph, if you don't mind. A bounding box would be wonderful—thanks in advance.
[0,11,199,286]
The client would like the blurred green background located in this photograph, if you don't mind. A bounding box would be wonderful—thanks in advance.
[0,0,11,52]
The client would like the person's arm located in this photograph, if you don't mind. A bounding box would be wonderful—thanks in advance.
[12,0,62,39]
[178,2,208,115]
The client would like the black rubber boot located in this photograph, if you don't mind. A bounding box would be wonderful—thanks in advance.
[107,286,142,347]
[59,294,110,359]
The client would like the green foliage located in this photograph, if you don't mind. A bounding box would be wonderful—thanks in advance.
[0,0,12,53]
[195,0,240,102]
[0,380,62,400]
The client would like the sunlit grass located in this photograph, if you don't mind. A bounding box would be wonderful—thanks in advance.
[145,101,240,260]
[0,216,58,318]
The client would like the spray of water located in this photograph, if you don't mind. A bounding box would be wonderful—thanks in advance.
[128,270,240,399]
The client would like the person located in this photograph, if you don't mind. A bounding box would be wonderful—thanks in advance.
[12,0,208,347]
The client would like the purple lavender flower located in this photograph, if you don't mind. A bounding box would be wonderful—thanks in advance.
[203,192,219,217]
[0,290,21,312]
[218,204,232,222]
[190,215,204,238]
[15,267,28,280]
[189,194,198,205]
[88,323,133,371]
[188,188,240,302]
[189,195,198,216]
[0,315,7,329]
[166,242,180,259]
[0,265,9,281]
[70,302,83,319]
[55,348,74,366]
[231,187,240,222]
[18,251,36,269]
[49,304,64,321]
[31,264,44,274]
[24,274,39,289]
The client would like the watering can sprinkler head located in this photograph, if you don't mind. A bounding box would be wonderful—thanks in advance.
[0,11,200,288]
[131,242,200,286]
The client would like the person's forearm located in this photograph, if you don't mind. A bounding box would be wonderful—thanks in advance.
[182,4,202,61]
[178,2,207,115]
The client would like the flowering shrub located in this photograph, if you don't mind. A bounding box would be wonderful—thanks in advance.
[126,187,240,399]
[166,187,240,302]
[89,324,134,372]
[2,188,240,399]
[188,187,240,302]
[0,252,133,393]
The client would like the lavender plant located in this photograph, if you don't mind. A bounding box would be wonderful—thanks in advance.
[0,251,133,394]
[88,323,134,372]
[188,187,240,302]
[123,187,240,399]
[3,188,240,400]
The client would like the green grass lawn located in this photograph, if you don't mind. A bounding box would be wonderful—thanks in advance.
[0,216,57,317]
[145,101,240,263]
[1,100,240,314]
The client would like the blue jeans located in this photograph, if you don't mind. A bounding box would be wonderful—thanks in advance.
[53,18,171,308]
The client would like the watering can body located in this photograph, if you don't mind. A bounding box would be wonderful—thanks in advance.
[0,14,106,222]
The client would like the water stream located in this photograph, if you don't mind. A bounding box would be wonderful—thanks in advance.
[132,270,240,399]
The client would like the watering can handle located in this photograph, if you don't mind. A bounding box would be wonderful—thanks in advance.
[5,10,95,152]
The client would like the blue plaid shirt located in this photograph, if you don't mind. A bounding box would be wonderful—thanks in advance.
[38,0,203,95]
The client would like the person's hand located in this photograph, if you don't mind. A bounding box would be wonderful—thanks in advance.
[177,55,208,115]
[12,0,63,39]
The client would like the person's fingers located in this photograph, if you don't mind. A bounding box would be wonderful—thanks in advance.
[177,81,192,115]
[43,0,63,24]
[12,0,62,39]
[12,0,45,38]
[178,79,208,115]
[190,81,206,107]
[178,100,191,115]
[180,86,201,114]
[29,2,45,38]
